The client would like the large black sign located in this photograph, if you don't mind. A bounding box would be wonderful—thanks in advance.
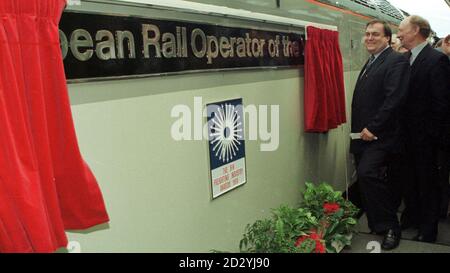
[59,12,305,81]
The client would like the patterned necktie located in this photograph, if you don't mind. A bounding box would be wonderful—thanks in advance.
[361,55,375,79]
[366,55,376,69]
[404,51,412,65]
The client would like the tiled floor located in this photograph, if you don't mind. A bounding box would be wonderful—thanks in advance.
[342,232,450,253]
[343,214,450,253]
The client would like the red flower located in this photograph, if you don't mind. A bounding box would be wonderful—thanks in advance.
[309,232,321,241]
[295,231,326,253]
[294,235,308,247]
[314,241,326,253]
[323,202,340,214]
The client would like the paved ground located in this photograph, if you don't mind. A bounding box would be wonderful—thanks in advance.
[344,214,450,253]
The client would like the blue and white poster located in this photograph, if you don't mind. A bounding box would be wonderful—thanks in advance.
[207,98,246,199]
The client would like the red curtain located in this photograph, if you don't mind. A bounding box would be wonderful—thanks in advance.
[304,26,346,132]
[0,0,109,252]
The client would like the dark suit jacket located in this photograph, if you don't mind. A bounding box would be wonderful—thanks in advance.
[350,47,410,154]
[402,44,450,147]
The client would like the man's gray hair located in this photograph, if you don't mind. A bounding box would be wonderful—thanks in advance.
[408,15,432,39]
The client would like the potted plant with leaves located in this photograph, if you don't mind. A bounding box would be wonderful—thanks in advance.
[239,205,321,253]
[300,182,359,253]
[239,182,359,253]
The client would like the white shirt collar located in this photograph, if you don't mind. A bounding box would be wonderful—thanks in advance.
[410,41,428,65]
[373,45,390,60]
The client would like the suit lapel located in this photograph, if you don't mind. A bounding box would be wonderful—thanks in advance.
[411,44,431,76]
[355,60,369,90]
[353,47,392,104]
[356,47,392,87]
[364,47,391,76]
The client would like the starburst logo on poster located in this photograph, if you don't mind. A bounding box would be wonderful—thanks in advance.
[207,98,246,199]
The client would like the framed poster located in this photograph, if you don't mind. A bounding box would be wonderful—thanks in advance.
[207,98,246,199]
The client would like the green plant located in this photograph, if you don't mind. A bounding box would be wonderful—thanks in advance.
[301,182,359,252]
[239,205,318,253]
[239,182,359,253]
[301,182,358,220]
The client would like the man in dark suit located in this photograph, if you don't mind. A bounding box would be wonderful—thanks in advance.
[397,15,450,242]
[435,34,450,218]
[350,20,410,250]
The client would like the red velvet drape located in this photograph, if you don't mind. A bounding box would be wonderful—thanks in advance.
[304,26,346,132]
[0,0,109,253]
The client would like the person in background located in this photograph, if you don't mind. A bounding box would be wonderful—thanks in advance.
[396,45,409,54]
[435,38,443,49]
[391,34,409,53]
[397,15,450,243]
[350,20,410,250]
[390,34,402,52]
[443,35,450,58]
[433,34,450,219]
[435,35,450,60]
[391,34,401,49]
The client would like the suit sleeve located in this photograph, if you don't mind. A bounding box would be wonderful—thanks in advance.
[430,55,450,140]
[366,56,410,136]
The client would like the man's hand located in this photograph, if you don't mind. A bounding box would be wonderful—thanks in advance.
[361,128,377,141]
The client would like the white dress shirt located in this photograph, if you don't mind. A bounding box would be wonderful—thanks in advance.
[410,41,428,65]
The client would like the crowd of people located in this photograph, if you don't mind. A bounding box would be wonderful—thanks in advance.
[349,15,450,251]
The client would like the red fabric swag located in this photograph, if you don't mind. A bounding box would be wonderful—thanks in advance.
[304,26,346,132]
[0,0,109,253]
